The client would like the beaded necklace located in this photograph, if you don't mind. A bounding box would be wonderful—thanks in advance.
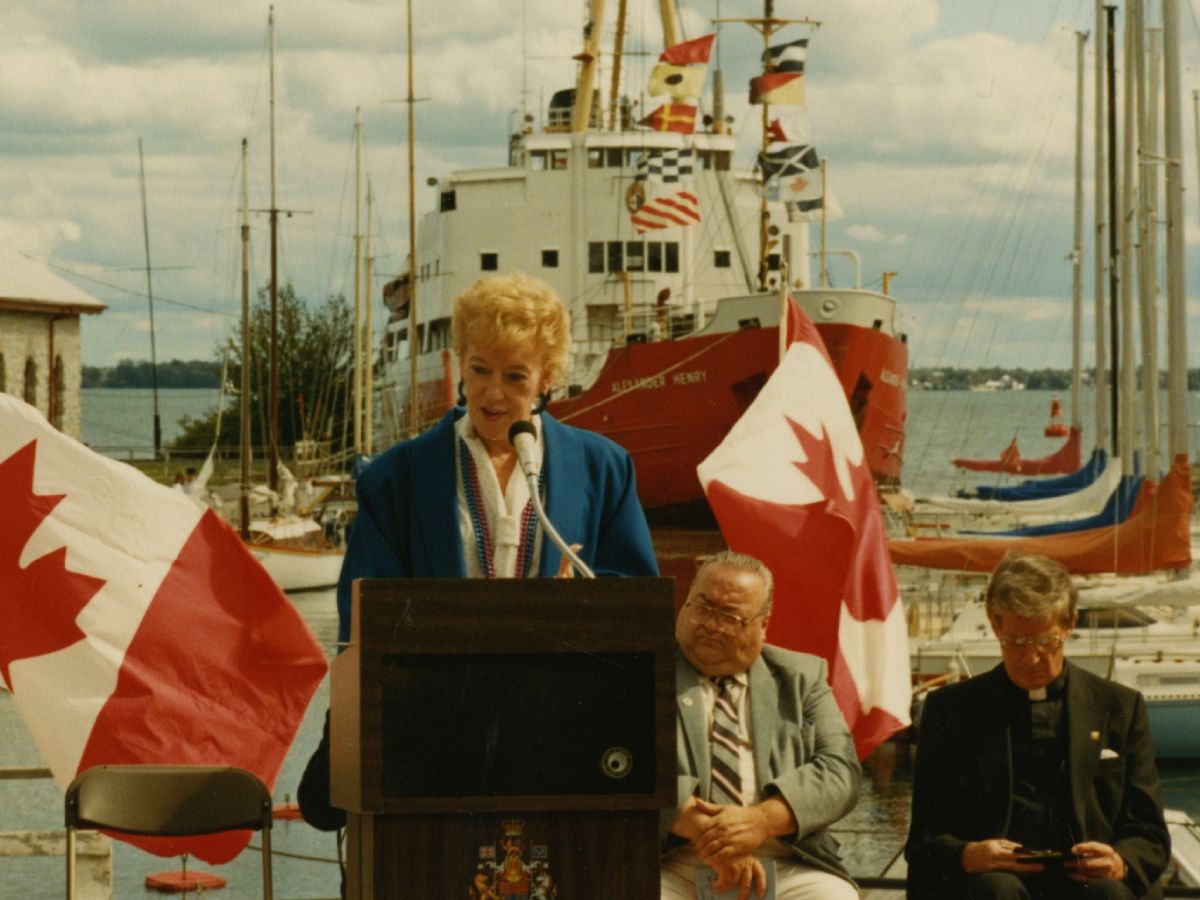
[459,436,543,578]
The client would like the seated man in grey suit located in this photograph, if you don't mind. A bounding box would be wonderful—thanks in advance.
[906,553,1170,900]
[661,551,860,900]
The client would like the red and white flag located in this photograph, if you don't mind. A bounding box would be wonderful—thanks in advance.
[697,301,909,759]
[0,393,327,862]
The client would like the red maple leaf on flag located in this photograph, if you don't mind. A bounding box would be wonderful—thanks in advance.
[0,440,106,689]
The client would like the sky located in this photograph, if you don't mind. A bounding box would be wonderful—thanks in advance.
[4,0,1200,369]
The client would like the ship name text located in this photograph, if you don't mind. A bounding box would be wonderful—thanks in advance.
[611,369,707,394]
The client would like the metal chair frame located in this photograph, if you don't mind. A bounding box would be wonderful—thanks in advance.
[65,764,273,899]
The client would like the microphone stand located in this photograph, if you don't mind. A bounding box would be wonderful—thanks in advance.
[509,420,595,578]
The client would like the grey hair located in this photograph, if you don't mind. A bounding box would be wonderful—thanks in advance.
[985,552,1077,625]
[692,550,774,616]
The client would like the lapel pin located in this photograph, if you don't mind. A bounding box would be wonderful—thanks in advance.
[1089,730,1101,741]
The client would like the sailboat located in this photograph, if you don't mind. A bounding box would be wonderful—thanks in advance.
[373,0,908,516]
[229,10,345,592]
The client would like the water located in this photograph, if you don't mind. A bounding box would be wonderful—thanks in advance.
[79,387,1200,495]
[0,387,1187,895]
[80,387,223,457]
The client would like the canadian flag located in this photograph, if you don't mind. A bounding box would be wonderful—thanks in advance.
[0,393,327,862]
[697,300,910,759]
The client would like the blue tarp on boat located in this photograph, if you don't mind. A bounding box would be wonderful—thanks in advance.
[960,471,1143,537]
[959,449,1107,502]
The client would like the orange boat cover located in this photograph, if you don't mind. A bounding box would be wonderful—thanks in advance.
[890,455,1193,575]
[952,427,1082,476]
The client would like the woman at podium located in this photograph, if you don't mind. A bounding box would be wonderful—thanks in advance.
[300,271,658,830]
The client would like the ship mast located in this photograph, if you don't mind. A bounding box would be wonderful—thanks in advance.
[571,0,607,133]
[715,2,819,291]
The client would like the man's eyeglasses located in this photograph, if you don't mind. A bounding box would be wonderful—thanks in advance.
[683,597,766,635]
[997,632,1066,654]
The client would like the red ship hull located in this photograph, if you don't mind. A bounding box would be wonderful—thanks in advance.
[550,320,908,515]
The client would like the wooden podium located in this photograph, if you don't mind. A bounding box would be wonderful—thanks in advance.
[330,577,677,899]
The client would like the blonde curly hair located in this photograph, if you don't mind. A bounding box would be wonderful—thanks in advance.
[451,272,571,388]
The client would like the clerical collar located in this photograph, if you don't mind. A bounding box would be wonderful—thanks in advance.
[1004,666,1068,702]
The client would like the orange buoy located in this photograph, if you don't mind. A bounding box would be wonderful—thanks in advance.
[1044,395,1069,437]
[145,870,227,892]
[273,801,303,820]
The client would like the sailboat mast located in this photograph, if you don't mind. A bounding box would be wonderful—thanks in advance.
[1139,15,1161,477]
[136,137,162,459]
[268,4,280,493]
[240,138,252,540]
[1070,31,1085,432]
[1093,0,1109,453]
[1163,0,1189,461]
[405,0,419,434]
[1118,0,1137,475]
[365,178,375,457]
[353,108,364,454]
[1104,4,1119,460]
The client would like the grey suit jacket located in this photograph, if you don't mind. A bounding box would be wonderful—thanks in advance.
[662,645,861,882]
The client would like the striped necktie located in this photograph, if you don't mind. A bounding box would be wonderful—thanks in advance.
[709,676,744,806]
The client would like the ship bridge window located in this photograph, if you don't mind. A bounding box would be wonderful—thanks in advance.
[440,190,456,211]
[588,242,605,273]
[588,149,603,168]
[481,252,499,271]
[767,252,781,272]
[531,151,548,171]
[647,242,662,272]
[542,249,559,268]
[625,242,644,272]
[606,241,623,273]
[666,242,679,273]
[714,249,731,269]
[606,148,623,168]
[551,150,567,170]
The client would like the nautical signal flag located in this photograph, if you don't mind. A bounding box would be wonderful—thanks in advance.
[0,393,327,863]
[648,33,716,101]
[750,71,806,105]
[639,102,698,134]
[763,37,808,72]
[629,149,702,233]
[697,300,910,760]
[636,147,695,184]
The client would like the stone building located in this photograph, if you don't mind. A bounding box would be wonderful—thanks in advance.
[0,252,106,439]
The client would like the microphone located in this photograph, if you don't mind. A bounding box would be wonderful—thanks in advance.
[508,419,541,479]
[508,420,595,579]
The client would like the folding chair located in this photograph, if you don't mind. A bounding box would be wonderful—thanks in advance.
[65,764,273,899]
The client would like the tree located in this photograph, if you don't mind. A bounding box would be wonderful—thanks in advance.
[173,283,355,462]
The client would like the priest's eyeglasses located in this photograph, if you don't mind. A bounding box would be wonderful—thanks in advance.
[997,632,1066,654]
[683,598,766,635]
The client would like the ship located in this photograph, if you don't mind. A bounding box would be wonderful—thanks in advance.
[374,1,908,517]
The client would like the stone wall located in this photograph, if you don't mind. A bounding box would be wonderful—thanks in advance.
[0,309,84,439]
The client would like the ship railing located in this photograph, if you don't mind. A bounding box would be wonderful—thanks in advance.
[0,766,113,900]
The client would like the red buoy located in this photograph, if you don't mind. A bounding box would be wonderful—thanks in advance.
[145,870,227,893]
[1044,395,1069,437]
